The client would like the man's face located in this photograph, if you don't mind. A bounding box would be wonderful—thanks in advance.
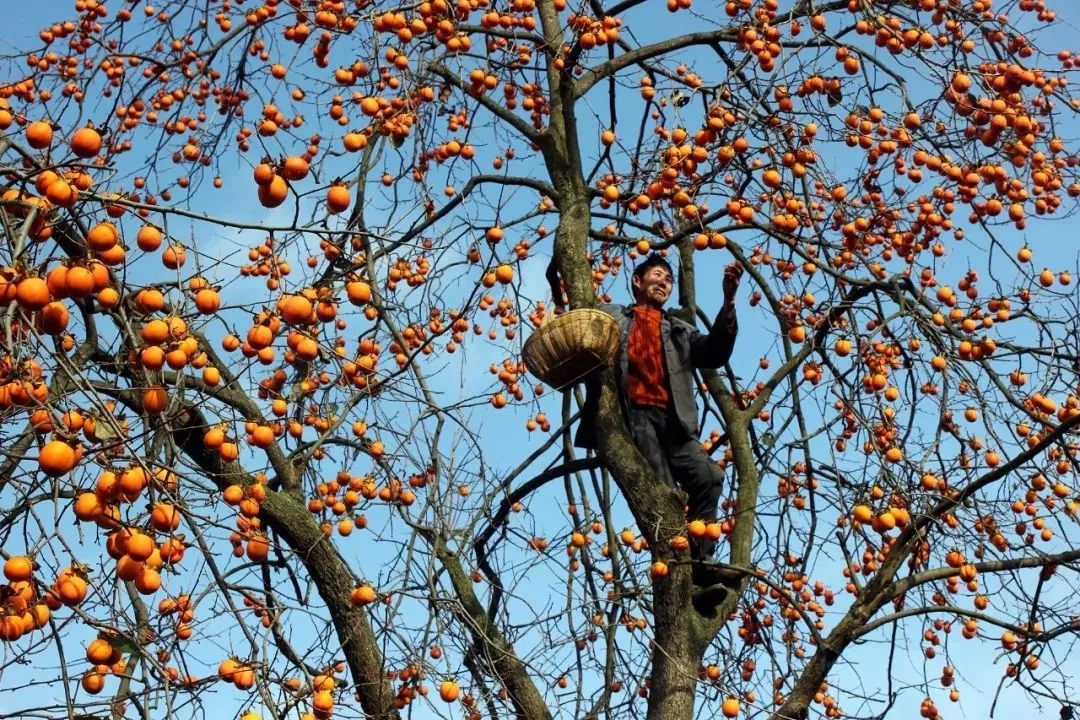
[633,266,673,308]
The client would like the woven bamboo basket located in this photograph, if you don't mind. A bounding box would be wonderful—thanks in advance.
[522,308,621,390]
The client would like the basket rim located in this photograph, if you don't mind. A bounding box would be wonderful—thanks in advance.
[522,315,620,360]
[522,308,618,346]
[521,308,621,387]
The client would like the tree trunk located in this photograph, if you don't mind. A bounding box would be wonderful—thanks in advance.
[542,60,711,719]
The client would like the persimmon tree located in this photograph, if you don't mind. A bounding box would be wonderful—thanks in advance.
[1,0,1080,719]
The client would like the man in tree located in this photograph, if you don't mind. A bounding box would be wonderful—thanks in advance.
[575,253,744,610]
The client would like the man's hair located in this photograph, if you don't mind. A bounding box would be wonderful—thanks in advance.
[632,252,674,281]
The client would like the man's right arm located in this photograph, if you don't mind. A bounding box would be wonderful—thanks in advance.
[687,309,737,369]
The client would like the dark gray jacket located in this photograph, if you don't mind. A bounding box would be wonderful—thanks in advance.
[573,303,737,450]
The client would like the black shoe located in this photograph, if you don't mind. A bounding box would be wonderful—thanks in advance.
[691,583,730,619]
[691,560,741,589]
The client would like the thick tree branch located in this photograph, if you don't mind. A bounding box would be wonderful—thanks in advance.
[432,535,554,720]
[575,30,739,97]
[875,548,1080,613]
[429,63,546,146]
[167,403,400,720]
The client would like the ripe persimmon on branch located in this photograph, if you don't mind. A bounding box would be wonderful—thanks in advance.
[0,0,1079,720]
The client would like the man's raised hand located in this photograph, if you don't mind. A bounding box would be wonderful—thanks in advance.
[723,261,744,305]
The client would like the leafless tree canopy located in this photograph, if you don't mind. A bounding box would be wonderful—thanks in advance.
[0,1,1078,720]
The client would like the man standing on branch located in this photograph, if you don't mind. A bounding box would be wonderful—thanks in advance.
[575,253,744,612]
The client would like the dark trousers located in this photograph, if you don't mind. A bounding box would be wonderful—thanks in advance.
[626,404,723,560]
